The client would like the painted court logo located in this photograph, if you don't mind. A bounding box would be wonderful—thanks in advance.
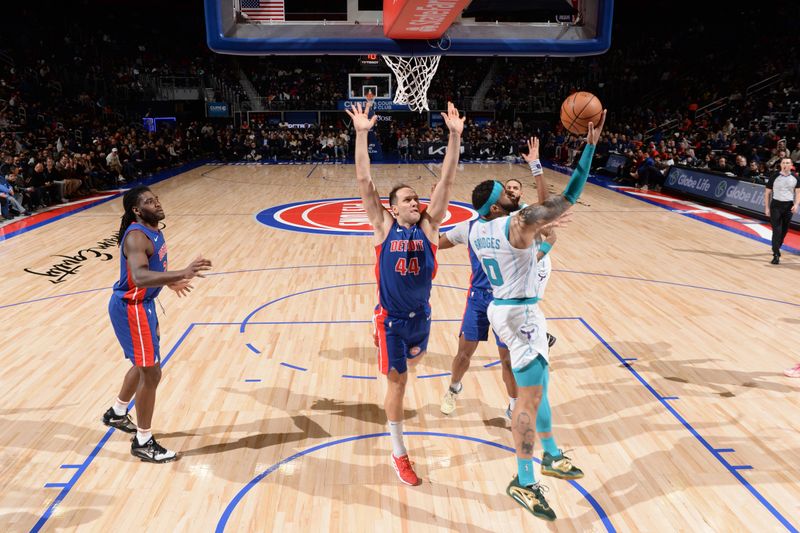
[256,197,477,235]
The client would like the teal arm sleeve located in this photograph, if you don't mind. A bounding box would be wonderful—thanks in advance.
[563,144,596,204]
[539,242,553,256]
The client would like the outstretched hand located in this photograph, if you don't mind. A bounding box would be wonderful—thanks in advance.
[440,101,465,135]
[522,137,540,163]
[344,101,378,133]
[540,208,573,232]
[586,110,607,145]
[182,256,212,280]
[168,279,194,298]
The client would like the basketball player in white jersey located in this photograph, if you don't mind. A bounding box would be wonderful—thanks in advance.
[439,139,557,417]
[469,111,606,521]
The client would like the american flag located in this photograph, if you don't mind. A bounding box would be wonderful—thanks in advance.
[240,0,285,22]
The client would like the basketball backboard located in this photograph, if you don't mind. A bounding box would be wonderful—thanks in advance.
[205,0,613,57]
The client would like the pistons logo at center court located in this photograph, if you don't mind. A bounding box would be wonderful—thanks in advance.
[256,197,477,236]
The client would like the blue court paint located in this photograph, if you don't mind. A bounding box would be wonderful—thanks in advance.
[255,198,476,236]
[59,464,81,469]
[341,374,378,380]
[417,372,452,379]
[579,317,798,533]
[618,188,800,255]
[245,343,261,355]
[31,428,116,532]
[732,465,754,470]
[1,196,120,242]
[204,263,373,278]
[239,282,374,333]
[715,448,736,453]
[1,160,208,242]
[557,268,800,308]
[205,320,372,326]
[215,432,616,533]
[660,396,680,401]
[28,300,798,532]
[622,358,638,362]
[244,379,262,383]
[32,323,196,533]
[280,362,307,372]
[43,483,68,488]
[546,162,800,255]
[201,319,462,327]
[0,287,108,311]
[5,264,799,311]
[483,360,502,368]
[238,282,467,333]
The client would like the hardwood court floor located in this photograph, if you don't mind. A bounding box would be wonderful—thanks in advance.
[1,162,799,532]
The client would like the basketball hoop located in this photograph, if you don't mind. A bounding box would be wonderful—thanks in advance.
[382,54,442,113]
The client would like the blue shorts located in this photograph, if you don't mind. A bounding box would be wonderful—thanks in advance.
[373,304,431,375]
[108,296,161,367]
[460,288,507,348]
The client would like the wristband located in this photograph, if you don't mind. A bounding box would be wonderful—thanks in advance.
[539,241,553,256]
[529,159,543,177]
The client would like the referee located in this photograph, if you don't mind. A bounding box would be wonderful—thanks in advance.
[764,157,799,264]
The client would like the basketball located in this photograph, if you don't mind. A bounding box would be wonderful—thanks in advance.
[560,91,603,135]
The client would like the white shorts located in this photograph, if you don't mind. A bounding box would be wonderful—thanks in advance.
[487,301,549,371]
[536,254,552,299]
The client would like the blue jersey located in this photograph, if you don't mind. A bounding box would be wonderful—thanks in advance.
[375,221,437,315]
[112,223,168,301]
[444,219,491,291]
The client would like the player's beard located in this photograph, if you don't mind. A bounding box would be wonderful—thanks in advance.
[498,196,517,214]
[139,210,165,226]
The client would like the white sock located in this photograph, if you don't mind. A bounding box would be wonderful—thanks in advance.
[509,397,517,411]
[113,398,129,416]
[388,420,407,457]
[449,381,462,394]
[136,428,153,445]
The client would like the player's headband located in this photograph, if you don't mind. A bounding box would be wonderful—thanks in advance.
[477,181,504,217]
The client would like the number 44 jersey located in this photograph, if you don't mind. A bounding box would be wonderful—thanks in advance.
[375,220,438,315]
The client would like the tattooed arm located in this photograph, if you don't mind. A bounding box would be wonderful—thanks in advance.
[509,110,606,250]
[509,194,572,249]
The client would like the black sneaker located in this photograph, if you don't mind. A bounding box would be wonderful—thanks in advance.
[102,407,137,433]
[506,475,556,521]
[771,255,780,265]
[131,436,179,463]
[547,333,557,348]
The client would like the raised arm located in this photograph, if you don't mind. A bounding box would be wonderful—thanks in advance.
[563,110,606,204]
[522,137,547,205]
[510,111,606,248]
[345,102,392,242]
[424,102,465,227]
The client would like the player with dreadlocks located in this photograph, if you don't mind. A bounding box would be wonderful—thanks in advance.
[102,186,211,463]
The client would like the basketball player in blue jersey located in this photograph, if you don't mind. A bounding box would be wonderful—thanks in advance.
[439,137,582,484]
[102,186,211,463]
[345,101,464,486]
[469,111,606,521]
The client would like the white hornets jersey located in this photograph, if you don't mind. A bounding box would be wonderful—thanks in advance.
[468,215,541,301]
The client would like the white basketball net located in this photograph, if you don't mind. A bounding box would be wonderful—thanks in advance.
[382,55,442,113]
